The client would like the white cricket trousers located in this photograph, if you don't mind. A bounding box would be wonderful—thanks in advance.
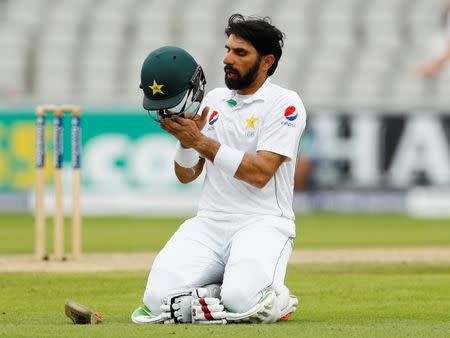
[143,211,295,314]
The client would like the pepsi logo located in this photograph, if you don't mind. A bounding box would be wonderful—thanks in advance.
[284,106,298,121]
[209,110,219,125]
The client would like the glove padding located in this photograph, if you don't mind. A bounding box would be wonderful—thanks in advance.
[161,292,192,323]
[191,287,298,324]
[160,284,221,324]
[191,297,227,324]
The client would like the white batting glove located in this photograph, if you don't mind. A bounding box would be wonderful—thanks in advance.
[191,297,227,324]
[191,287,298,324]
[160,292,193,323]
[160,284,222,324]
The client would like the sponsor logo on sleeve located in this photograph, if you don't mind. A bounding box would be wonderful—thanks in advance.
[282,106,298,127]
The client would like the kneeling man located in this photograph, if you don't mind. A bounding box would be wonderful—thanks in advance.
[132,13,306,324]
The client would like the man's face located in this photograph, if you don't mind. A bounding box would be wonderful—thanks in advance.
[223,34,262,90]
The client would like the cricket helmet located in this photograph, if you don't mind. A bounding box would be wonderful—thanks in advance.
[140,46,206,120]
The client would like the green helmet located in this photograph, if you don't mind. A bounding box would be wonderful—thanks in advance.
[140,46,206,120]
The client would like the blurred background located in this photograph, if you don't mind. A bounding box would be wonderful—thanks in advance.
[0,0,449,217]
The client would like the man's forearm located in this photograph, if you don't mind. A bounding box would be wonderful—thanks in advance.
[192,134,221,162]
[191,135,285,189]
[175,158,205,184]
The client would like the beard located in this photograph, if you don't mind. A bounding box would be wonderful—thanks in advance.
[224,57,261,90]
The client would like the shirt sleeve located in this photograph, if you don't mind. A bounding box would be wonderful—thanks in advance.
[257,92,306,160]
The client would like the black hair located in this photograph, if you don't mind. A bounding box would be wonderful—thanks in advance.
[225,13,285,76]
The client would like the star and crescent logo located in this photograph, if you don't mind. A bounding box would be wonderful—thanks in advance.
[245,114,258,129]
[149,80,164,95]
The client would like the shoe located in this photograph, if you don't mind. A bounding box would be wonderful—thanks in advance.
[65,300,103,324]
[279,292,298,321]
[280,312,292,321]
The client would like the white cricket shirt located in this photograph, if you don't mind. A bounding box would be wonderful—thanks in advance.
[197,78,306,220]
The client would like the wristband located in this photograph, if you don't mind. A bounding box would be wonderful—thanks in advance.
[213,144,244,177]
[174,142,199,168]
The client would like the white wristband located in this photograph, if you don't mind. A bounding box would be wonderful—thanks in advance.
[174,142,199,168]
[213,144,245,177]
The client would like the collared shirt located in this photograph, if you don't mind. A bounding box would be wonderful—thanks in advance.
[197,78,306,220]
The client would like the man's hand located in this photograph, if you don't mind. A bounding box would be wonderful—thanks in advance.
[160,106,209,148]
[192,106,209,131]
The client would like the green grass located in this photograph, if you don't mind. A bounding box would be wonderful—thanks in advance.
[1,213,449,336]
[0,213,449,254]
[0,264,449,337]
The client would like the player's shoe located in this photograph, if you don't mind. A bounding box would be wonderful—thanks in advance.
[280,312,292,321]
[279,292,298,321]
[65,300,103,324]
